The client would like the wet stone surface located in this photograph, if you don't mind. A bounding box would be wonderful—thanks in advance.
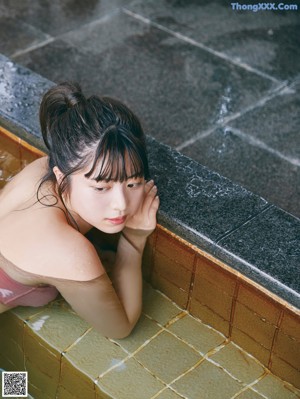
[0,54,53,143]
[0,0,134,36]
[147,136,268,248]
[127,0,300,81]
[12,11,276,148]
[182,127,300,218]
[0,17,51,58]
[215,206,300,308]
[229,81,300,162]
[1,1,299,219]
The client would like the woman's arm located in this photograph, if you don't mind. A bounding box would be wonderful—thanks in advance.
[54,180,159,339]
[110,180,159,330]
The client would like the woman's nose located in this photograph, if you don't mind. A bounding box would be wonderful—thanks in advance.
[111,185,127,211]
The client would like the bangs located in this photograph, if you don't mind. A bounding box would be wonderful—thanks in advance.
[84,125,148,182]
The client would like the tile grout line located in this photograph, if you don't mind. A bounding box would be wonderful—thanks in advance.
[122,8,282,84]
[61,327,93,355]
[10,8,121,60]
[95,327,166,380]
[176,81,288,152]
[215,204,273,244]
[57,8,121,42]
[10,38,55,59]
[228,127,300,167]
[230,370,270,399]
[268,309,284,370]
[186,253,198,311]
[228,280,240,338]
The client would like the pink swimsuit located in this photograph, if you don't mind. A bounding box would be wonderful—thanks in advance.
[0,268,58,308]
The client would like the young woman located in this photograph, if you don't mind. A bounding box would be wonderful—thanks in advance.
[0,82,159,339]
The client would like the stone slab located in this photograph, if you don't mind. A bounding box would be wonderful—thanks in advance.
[127,0,300,81]
[181,127,300,218]
[12,11,276,148]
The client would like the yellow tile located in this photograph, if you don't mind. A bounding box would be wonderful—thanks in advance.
[0,312,24,370]
[142,282,181,325]
[237,284,281,324]
[135,331,201,384]
[210,342,265,383]
[0,312,23,344]
[96,357,164,399]
[189,298,230,337]
[270,354,300,391]
[172,359,243,399]
[167,314,225,355]
[11,305,47,321]
[254,373,299,399]
[28,382,52,399]
[195,256,237,293]
[24,327,60,382]
[192,259,236,322]
[56,385,77,399]
[25,357,58,399]
[236,389,266,398]
[63,328,127,380]
[113,314,161,353]
[281,311,300,342]
[155,388,185,399]
[0,338,23,371]
[60,356,96,399]
[0,353,16,371]
[25,306,90,352]
[151,270,189,309]
[153,249,193,291]
[273,330,300,370]
[231,327,270,366]
[233,302,276,350]
[155,229,195,268]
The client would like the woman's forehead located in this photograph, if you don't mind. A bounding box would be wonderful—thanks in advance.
[84,151,143,182]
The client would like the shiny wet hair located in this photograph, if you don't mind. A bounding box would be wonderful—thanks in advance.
[38,81,149,228]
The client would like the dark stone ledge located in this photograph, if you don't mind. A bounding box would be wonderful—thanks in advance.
[0,54,299,310]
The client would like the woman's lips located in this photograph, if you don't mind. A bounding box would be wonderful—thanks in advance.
[106,216,127,225]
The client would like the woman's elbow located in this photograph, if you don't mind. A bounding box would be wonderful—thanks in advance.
[107,324,135,339]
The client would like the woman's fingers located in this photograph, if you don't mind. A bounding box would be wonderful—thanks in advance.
[142,182,158,213]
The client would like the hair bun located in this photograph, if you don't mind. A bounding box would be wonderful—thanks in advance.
[39,81,86,150]
[60,81,85,108]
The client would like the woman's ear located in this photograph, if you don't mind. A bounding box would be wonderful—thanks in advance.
[53,166,64,184]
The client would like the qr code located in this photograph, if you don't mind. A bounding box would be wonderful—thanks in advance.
[2,371,28,397]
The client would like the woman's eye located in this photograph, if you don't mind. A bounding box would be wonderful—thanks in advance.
[127,182,142,188]
[94,186,108,192]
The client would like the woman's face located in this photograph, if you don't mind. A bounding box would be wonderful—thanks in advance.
[65,163,145,234]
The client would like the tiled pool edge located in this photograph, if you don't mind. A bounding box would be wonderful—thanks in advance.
[1,286,300,399]
[1,53,299,310]
[0,54,299,390]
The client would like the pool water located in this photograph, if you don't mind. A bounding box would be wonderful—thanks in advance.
[0,127,43,189]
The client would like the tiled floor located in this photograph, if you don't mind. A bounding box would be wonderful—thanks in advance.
[4,283,300,399]
[0,0,299,217]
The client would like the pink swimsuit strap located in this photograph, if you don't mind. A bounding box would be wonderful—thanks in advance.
[0,268,58,307]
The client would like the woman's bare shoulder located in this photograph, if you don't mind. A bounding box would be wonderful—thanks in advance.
[1,211,105,283]
[32,223,106,282]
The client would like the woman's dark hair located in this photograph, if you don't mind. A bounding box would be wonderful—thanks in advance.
[38,81,149,228]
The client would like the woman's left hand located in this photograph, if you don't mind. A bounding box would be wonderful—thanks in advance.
[125,180,159,236]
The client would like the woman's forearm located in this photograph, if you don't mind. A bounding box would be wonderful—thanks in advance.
[111,227,148,327]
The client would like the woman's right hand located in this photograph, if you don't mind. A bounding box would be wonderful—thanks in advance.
[125,180,159,236]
